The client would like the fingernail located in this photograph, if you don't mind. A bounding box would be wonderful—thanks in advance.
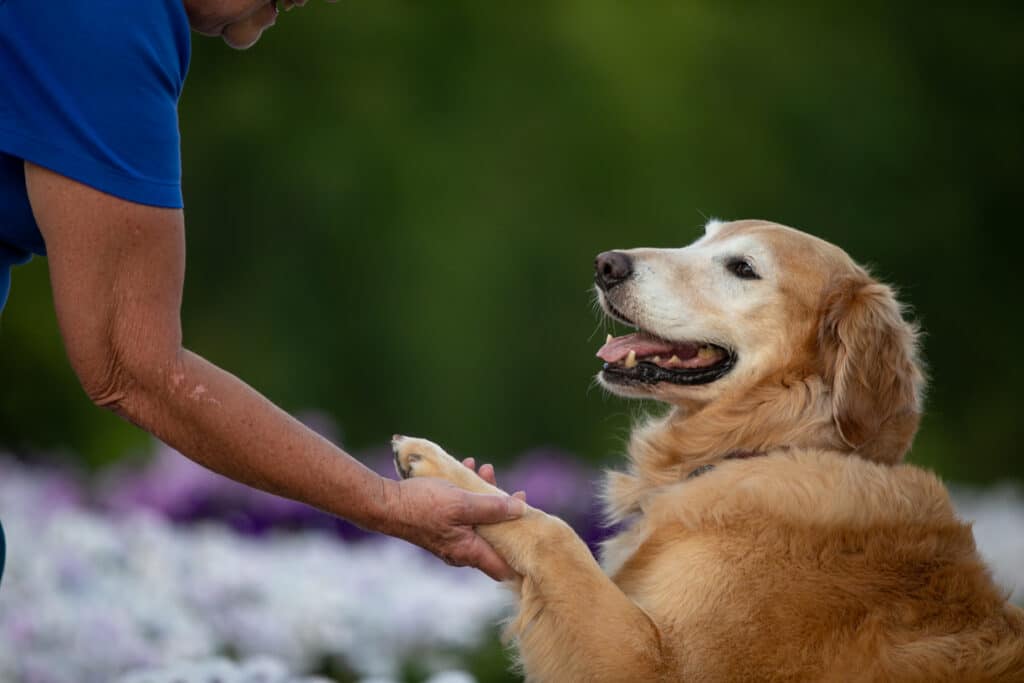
[507,497,527,518]
[514,490,527,502]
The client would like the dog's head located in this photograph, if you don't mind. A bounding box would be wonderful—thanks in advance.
[595,219,924,463]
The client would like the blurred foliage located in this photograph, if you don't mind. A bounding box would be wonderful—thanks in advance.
[0,2,1022,485]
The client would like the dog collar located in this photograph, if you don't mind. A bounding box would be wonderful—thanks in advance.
[685,449,767,480]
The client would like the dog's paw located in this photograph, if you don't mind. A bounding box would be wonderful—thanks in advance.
[392,435,460,481]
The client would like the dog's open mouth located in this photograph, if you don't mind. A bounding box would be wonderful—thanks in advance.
[597,332,736,385]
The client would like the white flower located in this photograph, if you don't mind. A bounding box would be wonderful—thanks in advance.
[0,458,507,683]
[115,655,337,683]
[950,484,1024,604]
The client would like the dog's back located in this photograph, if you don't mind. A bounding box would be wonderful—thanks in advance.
[605,449,1024,681]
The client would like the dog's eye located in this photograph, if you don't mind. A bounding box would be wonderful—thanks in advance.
[726,258,760,280]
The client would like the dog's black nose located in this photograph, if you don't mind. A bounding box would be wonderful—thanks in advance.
[594,251,633,290]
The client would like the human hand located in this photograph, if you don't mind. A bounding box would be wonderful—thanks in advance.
[183,0,338,50]
[381,462,527,581]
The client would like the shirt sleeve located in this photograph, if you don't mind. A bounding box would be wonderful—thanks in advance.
[0,0,191,209]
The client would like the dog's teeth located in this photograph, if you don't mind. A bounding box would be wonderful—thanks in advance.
[668,355,682,366]
[698,346,718,359]
[624,350,638,369]
[606,334,613,344]
[651,356,661,363]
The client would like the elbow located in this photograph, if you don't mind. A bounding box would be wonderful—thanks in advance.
[72,339,181,417]
[78,353,133,411]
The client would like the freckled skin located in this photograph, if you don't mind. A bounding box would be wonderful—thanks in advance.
[23,162,524,581]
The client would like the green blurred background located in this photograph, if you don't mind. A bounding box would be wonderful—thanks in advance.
[0,1,1021,484]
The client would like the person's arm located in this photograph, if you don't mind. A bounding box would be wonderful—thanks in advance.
[25,162,524,580]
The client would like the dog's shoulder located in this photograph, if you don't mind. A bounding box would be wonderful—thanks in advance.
[606,449,963,580]
[654,448,958,533]
[609,451,1022,679]
[612,449,973,600]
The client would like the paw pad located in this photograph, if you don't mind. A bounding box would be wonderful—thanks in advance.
[392,435,431,479]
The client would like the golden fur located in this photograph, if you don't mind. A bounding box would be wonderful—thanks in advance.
[394,220,1024,682]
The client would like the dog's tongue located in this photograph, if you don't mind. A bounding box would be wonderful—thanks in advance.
[597,333,699,363]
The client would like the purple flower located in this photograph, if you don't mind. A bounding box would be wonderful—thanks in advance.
[100,442,371,539]
[99,413,382,540]
[501,447,615,552]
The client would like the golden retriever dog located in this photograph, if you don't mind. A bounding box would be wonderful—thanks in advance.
[393,219,1024,682]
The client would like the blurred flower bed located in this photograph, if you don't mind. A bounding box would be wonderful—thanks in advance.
[1,433,1022,683]
[0,451,513,683]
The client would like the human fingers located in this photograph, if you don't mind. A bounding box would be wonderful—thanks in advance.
[447,532,518,582]
[477,463,497,486]
[460,458,499,488]
[457,457,498,487]
[222,1,279,49]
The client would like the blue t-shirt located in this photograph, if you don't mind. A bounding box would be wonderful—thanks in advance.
[0,0,191,312]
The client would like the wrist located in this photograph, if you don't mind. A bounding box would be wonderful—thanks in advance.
[360,473,403,536]
[309,455,403,536]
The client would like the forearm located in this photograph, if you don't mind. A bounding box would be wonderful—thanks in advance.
[26,155,520,581]
[110,346,394,531]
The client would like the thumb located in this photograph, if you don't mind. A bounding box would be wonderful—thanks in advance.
[456,491,527,525]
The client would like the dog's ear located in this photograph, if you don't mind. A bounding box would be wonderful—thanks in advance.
[819,272,924,463]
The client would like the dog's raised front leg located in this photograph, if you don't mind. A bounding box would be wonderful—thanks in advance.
[393,436,669,683]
